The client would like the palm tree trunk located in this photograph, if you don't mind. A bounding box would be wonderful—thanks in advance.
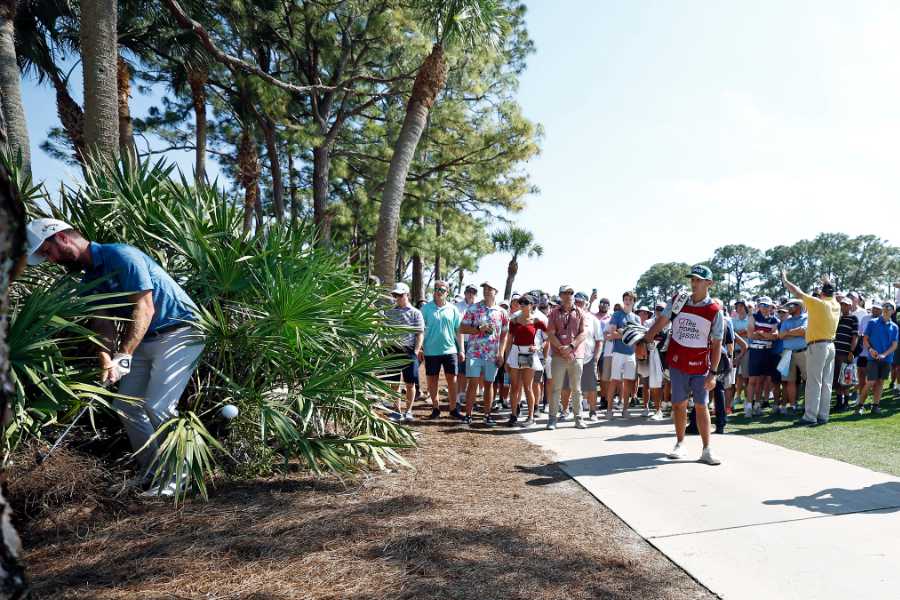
[312,144,332,244]
[187,66,208,181]
[287,146,299,226]
[80,0,119,162]
[116,55,136,163]
[373,44,448,287]
[237,129,260,236]
[0,2,31,174]
[0,160,30,598]
[411,253,423,302]
[258,115,284,223]
[504,257,518,300]
[49,72,86,164]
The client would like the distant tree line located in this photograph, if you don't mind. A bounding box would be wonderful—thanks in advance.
[635,234,900,306]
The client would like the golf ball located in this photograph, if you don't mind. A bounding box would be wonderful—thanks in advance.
[220,404,239,420]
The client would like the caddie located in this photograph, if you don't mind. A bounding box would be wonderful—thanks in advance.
[26,218,204,496]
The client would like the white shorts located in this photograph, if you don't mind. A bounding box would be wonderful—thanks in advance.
[506,344,543,371]
[610,352,637,380]
[637,360,649,379]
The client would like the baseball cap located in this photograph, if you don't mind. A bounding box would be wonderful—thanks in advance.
[26,218,74,265]
[499,299,510,309]
[574,291,589,302]
[654,302,666,310]
[785,299,803,307]
[391,282,410,295]
[757,296,774,306]
[687,264,713,280]
[839,297,852,306]
[637,305,652,314]
[558,284,575,294]
[519,294,534,305]
[464,283,478,293]
[598,297,610,304]
[480,281,498,292]
[847,291,860,300]
[882,300,896,310]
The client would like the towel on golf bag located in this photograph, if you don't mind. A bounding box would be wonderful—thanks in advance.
[841,361,858,386]
[776,349,792,379]
[649,346,664,389]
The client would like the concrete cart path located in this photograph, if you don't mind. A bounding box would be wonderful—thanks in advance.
[519,416,900,600]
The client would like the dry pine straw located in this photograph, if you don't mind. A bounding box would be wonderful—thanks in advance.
[23,413,714,600]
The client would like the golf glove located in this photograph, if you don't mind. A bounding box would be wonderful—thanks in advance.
[109,353,133,383]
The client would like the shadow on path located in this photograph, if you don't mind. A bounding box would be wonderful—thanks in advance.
[763,481,900,515]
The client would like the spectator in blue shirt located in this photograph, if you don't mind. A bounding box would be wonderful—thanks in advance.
[777,300,808,414]
[860,301,899,415]
[25,218,204,497]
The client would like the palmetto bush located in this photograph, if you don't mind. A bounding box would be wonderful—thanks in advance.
[6,156,414,500]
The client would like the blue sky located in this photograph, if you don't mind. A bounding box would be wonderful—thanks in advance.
[19,1,900,299]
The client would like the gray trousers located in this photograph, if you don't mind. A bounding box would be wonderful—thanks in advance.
[114,327,205,472]
[550,356,584,421]
[804,341,835,423]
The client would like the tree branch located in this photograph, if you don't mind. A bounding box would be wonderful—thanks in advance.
[161,0,334,96]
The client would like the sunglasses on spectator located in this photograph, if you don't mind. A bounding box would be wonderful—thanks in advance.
[435,287,448,292]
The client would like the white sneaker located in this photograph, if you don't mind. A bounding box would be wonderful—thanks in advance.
[642,408,651,417]
[667,442,687,460]
[650,410,664,421]
[699,447,721,465]
[575,418,587,429]
[744,402,752,417]
[140,480,178,498]
[605,408,614,419]
[403,411,415,422]
[520,418,535,428]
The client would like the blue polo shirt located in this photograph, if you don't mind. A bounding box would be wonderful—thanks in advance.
[779,314,808,351]
[610,310,641,355]
[864,317,899,362]
[82,242,198,336]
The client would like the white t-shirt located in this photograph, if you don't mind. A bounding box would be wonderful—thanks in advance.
[583,313,604,362]
[595,312,615,357]
[853,307,869,335]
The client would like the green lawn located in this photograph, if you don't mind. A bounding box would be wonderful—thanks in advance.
[727,384,900,477]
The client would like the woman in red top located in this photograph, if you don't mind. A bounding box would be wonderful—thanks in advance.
[502,295,547,427]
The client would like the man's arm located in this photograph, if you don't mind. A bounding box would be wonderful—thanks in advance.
[89,310,118,363]
[644,314,670,341]
[708,339,723,373]
[118,291,155,355]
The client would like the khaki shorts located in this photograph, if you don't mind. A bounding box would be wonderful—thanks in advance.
[600,354,613,381]
[786,350,808,383]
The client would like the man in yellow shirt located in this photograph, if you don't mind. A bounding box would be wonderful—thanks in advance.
[781,271,841,425]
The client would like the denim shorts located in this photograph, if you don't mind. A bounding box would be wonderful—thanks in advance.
[670,366,709,405]
[466,357,499,383]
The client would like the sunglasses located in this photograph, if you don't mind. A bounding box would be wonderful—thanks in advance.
[435,287,448,293]
[654,307,663,312]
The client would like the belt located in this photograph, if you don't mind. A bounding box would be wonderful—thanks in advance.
[144,323,193,339]
[807,339,833,345]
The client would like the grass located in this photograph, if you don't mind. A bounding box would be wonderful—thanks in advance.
[727,383,900,477]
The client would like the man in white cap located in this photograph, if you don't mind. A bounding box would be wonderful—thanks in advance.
[455,284,479,406]
[25,218,204,496]
[459,281,508,426]
[384,282,425,421]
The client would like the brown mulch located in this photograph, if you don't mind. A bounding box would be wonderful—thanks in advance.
[21,409,714,600]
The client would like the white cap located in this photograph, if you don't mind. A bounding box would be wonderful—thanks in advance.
[26,218,73,265]
[391,282,410,295]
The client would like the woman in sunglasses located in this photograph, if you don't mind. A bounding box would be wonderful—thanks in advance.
[502,294,546,427]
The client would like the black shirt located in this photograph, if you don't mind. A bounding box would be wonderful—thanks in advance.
[835,314,859,355]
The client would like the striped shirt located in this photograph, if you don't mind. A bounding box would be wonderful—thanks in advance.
[834,314,859,355]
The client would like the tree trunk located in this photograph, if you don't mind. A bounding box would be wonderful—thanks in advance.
[0,4,31,174]
[187,66,207,181]
[116,55,136,163]
[458,268,464,292]
[433,215,443,281]
[254,182,264,237]
[49,72,86,164]
[312,144,332,244]
[411,253,423,302]
[0,160,31,599]
[287,145,299,226]
[258,115,284,223]
[80,0,119,163]
[237,129,260,236]
[373,44,448,288]
[504,257,518,300]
